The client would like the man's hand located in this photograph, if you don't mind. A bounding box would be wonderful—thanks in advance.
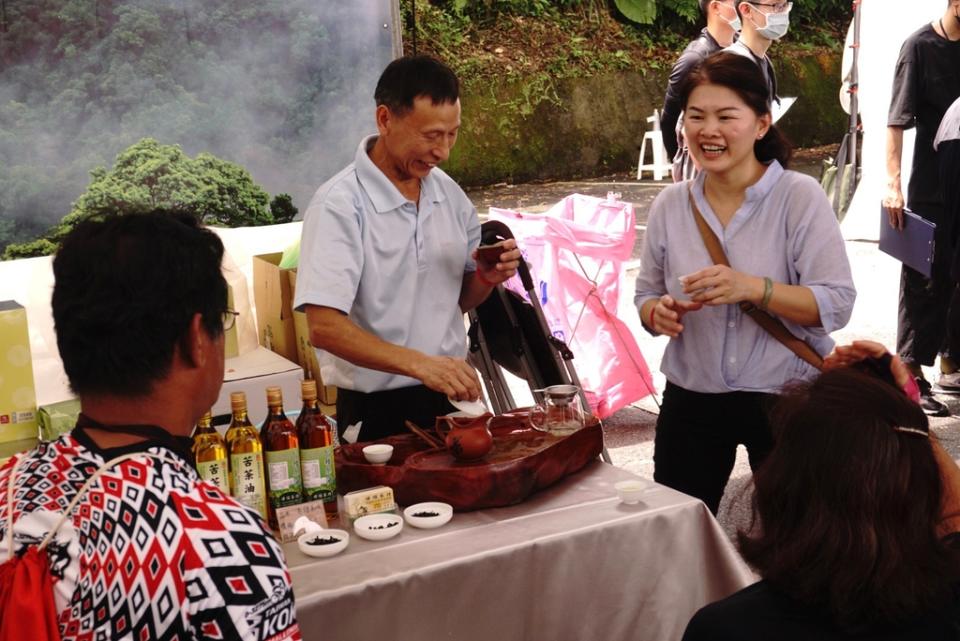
[883,184,905,230]
[474,238,521,286]
[681,265,761,306]
[650,294,703,338]
[411,355,482,401]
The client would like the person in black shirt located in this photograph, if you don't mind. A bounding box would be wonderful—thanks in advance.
[884,0,960,415]
[682,340,960,641]
[724,0,790,107]
[660,0,740,180]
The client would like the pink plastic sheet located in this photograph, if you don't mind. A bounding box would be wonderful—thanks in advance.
[489,193,654,419]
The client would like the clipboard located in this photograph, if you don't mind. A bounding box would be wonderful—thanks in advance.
[879,205,936,278]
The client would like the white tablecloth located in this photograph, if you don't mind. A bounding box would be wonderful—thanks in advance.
[285,462,755,641]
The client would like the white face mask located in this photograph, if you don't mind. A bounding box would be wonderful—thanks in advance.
[719,3,742,33]
[752,10,789,40]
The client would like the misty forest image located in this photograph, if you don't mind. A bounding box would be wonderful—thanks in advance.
[0,0,393,258]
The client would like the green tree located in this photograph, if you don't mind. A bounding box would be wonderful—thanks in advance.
[269,193,298,224]
[3,137,278,259]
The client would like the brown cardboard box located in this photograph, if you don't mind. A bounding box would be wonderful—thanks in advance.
[0,301,38,443]
[288,269,337,406]
[224,283,240,359]
[252,253,299,364]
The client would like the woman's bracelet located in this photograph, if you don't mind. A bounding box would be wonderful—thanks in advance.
[759,277,774,311]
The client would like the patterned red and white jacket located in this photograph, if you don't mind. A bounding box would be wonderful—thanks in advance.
[0,431,302,641]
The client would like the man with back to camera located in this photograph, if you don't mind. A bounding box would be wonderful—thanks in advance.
[661,0,741,181]
[0,212,301,640]
[884,0,960,415]
[294,55,521,443]
[725,0,789,106]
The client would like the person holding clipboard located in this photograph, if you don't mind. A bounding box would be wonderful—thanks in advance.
[883,0,960,415]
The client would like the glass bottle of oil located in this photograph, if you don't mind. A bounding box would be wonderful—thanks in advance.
[192,411,228,494]
[296,379,338,520]
[260,386,303,528]
[225,391,267,521]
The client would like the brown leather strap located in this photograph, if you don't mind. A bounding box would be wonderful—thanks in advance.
[687,189,824,371]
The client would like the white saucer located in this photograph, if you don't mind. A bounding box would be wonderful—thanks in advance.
[297,529,349,557]
[403,502,453,529]
[353,513,404,541]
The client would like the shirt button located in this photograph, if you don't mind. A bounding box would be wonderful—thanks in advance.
[729,357,737,364]
[728,321,736,328]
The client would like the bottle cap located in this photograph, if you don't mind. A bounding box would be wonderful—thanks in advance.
[230,391,247,411]
[301,379,318,401]
[266,386,283,406]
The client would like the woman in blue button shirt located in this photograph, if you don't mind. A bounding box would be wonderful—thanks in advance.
[634,52,855,514]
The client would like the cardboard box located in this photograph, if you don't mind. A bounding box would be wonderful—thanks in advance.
[0,301,38,442]
[224,283,240,359]
[252,253,299,364]
[0,437,38,467]
[38,398,80,442]
[288,269,337,406]
[212,346,303,427]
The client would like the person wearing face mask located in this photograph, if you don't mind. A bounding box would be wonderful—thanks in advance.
[295,55,522,443]
[883,0,960,417]
[724,1,790,108]
[661,0,742,181]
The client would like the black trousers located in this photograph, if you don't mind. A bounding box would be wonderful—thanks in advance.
[897,195,960,367]
[336,385,456,443]
[653,382,777,515]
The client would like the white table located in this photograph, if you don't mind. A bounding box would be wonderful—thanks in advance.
[286,462,755,641]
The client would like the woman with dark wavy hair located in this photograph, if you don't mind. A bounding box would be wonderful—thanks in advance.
[683,341,960,639]
[634,51,856,514]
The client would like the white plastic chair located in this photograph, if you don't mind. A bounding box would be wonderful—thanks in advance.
[636,110,672,181]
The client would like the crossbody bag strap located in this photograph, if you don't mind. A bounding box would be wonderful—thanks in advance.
[687,188,824,371]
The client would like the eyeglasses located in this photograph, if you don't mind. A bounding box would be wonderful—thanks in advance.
[744,1,792,12]
[222,309,239,331]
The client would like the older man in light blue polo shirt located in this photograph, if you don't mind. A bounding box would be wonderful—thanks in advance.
[293,56,521,442]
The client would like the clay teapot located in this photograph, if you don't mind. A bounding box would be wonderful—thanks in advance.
[435,413,494,461]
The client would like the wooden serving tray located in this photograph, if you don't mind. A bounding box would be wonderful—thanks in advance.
[335,413,603,511]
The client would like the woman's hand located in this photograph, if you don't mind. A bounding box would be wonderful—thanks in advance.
[680,265,762,306]
[823,340,919,403]
[649,294,703,338]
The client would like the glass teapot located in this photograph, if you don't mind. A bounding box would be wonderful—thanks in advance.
[529,385,585,436]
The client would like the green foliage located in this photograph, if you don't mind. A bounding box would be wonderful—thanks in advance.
[613,0,657,24]
[3,137,280,258]
[270,194,298,224]
[0,0,393,257]
[2,239,58,261]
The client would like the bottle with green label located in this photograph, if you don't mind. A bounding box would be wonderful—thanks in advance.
[260,386,303,528]
[296,379,338,520]
[225,391,267,521]
[192,411,228,494]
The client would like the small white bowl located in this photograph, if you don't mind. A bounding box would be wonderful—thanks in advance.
[615,479,649,505]
[353,513,404,541]
[297,529,349,558]
[403,502,453,529]
[362,443,394,465]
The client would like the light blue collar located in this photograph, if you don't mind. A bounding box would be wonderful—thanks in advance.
[355,134,447,214]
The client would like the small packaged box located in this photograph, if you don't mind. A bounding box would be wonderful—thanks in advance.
[340,486,397,524]
[0,301,38,443]
[38,398,81,442]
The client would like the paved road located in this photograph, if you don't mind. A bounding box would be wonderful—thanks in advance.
[466,168,960,539]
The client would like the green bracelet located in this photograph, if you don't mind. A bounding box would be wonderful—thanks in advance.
[759,276,774,311]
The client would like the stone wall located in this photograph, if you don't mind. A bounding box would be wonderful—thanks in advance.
[445,49,843,187]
